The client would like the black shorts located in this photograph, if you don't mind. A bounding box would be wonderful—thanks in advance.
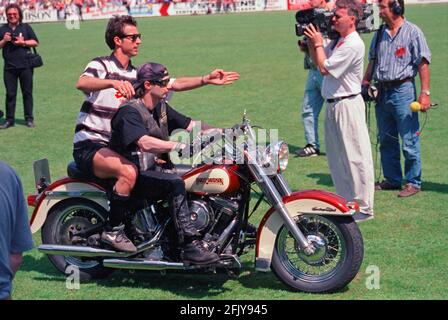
[73,141,106,176]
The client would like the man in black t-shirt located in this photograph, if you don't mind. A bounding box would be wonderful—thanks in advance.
[110,62,220,265]
[0,4,39,129]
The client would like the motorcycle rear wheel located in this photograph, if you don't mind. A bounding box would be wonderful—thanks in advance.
[41,198,114,281]
[271,215,363,293]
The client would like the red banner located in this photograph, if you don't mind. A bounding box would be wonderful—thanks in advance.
[287,0,312,11]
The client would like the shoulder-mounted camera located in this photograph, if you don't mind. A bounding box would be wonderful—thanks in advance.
[295,3,377,40]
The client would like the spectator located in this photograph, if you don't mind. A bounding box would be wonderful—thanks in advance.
[305,0,375,222]
[74,0,83,21]
[362,0,431,198]
[0,161,34,300]
[0,3,40,129]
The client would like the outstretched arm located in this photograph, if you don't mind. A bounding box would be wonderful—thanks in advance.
[169,69,240,92]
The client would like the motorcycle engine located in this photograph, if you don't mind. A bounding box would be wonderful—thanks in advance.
[189,197,239,234]
[189,200,214,233]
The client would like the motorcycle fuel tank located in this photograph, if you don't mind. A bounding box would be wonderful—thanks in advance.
[183,164,240,195]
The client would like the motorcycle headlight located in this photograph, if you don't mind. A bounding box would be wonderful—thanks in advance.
[263,141,289,173]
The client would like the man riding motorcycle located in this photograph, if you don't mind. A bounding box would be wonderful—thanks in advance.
[109,62,220,265]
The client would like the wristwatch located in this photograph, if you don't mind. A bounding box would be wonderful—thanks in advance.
[422,90,431,96]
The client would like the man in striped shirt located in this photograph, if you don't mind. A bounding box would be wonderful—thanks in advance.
[363,0,431,198]
[73,15,240,252]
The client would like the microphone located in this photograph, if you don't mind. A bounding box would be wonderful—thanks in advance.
[409,102,438,112]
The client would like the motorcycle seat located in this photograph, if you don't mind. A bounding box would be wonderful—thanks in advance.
[67,161,94,180]
[67,161,113,190]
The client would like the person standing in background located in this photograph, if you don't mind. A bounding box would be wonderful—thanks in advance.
[0,3,40,129]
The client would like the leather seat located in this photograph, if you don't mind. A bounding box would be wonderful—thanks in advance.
[67,161,94,180]
[67,161,112,190]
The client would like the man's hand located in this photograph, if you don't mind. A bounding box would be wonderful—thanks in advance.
[112,80,135,99]
[13,33,25,46]
[303,24,324,48]
[418,92,431,112]
[204,69,240,85]
[2,32,12,42]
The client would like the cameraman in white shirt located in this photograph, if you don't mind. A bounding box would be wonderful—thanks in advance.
[304,0,374,222]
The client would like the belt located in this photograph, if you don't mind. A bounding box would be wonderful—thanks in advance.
[378,77,413,90]
[326,94,358,104]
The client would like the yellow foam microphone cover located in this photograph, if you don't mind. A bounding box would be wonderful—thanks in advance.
[410,101,421,112]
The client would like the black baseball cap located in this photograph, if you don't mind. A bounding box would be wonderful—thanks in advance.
[133,62,169,90]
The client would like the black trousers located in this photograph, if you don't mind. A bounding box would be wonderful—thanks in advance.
[132,169,199,242]
[4,67,34,123]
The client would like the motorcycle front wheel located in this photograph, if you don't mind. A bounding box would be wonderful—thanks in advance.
[41,198,114,281]
[271,215,363,293]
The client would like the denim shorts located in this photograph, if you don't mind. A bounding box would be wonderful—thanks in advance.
[73,141,105,176]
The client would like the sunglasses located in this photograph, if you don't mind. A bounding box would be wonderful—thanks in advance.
[121,33,142,42]
[150,79,170,87]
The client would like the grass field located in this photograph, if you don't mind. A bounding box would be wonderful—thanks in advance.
[0,4,447,300]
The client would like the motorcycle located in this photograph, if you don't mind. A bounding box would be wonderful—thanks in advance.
[28,112,364,293]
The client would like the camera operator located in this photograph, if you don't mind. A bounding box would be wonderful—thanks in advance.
[304,0,374,222]
[362,0,431,198]
[0,3,39,129]
[296,0,334,157]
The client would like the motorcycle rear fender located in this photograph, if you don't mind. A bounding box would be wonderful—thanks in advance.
[30,177,108,234]
[254,190,355,272]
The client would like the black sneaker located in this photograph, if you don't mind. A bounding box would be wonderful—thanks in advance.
[295,144,320,157]
[0,121,14,129]
[26,120,35,128]
[182,240,220,266]
[101,224,137,253]
[375,180,401,191]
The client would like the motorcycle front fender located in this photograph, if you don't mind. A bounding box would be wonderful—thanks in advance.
[30,177,108,234]
[254,189,355,272]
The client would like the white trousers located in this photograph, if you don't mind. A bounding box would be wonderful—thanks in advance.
[324,95,375,215]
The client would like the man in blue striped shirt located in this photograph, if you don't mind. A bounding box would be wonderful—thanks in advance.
[362,0,431,198]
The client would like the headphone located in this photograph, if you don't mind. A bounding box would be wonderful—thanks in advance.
[390,0,404,16]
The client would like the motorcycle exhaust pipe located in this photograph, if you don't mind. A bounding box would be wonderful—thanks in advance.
[103,259,185,270]
[38,244,128,258]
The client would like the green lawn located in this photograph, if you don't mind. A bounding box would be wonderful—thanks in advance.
[1,5,447,300]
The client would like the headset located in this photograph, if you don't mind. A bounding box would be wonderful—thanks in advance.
[390,0,404,16]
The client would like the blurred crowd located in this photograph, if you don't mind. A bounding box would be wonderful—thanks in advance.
[0,0,228,14]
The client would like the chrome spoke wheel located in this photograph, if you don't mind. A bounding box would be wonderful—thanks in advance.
[276,215,346,282]
[53,204,106,269]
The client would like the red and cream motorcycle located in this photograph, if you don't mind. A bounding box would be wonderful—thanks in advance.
[28,113,364,293]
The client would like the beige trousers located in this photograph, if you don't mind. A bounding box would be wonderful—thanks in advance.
[324,95,375,215]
